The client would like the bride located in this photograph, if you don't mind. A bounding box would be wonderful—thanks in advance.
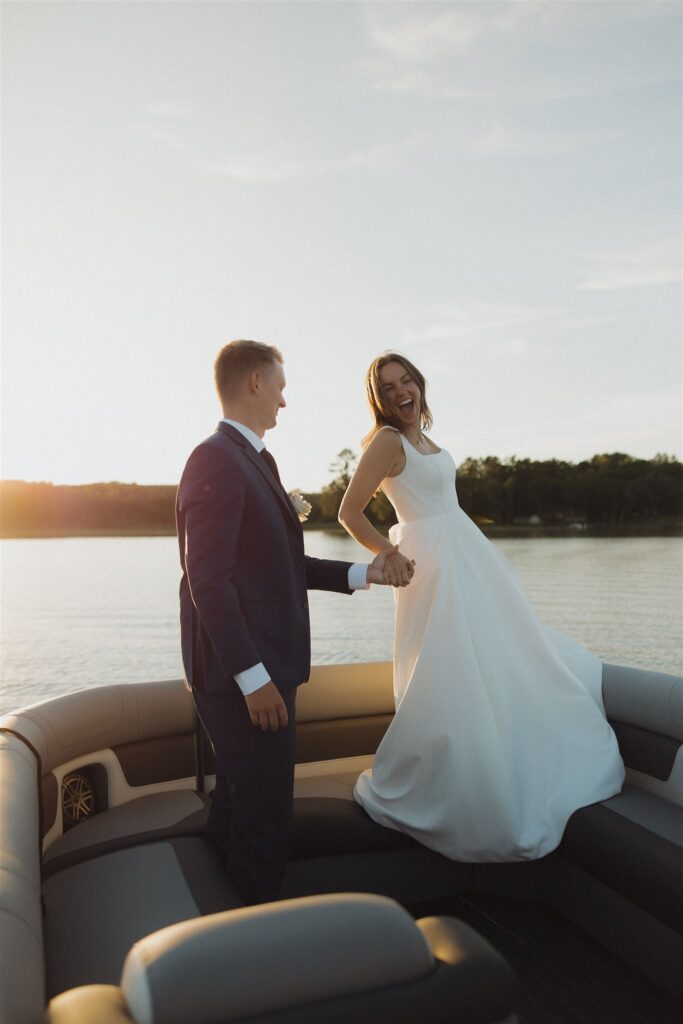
[338,352,624,861]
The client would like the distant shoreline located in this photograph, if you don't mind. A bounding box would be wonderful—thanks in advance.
[0,527,176,539]
[3,454,680,540]
[2,522,681,540]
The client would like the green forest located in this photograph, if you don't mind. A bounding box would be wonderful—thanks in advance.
[1,451,681,538]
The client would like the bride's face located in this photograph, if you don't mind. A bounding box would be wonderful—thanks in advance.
[379,361,421,427]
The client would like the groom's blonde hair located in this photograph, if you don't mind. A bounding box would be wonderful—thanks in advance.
[363,352,433,446]
[214,340,283,403]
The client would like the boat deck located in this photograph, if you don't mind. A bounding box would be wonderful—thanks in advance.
[411,892,682,1024]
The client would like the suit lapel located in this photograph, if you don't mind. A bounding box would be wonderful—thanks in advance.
[216,422,301,531]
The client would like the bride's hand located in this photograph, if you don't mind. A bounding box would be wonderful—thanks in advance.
[368,546,415,587]
[387,548,416,587]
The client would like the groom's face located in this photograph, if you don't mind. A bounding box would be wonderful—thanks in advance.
[258,361,287,431]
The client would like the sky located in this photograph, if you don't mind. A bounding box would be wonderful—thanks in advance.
[2,0,681,493]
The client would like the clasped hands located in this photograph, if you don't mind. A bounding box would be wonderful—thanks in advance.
[367,545,415,588]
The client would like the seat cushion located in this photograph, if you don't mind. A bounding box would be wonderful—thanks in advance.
[43,838,241,998]
[291,797,418,859]
[603,786,683,845]
[561,788,683,934]
[43,791,209,877]
[293,757,419,858]
[44,758,391,877]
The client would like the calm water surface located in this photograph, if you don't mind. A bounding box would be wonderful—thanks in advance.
[1,534,681,715]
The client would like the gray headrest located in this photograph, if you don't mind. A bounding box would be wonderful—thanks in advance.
[603,663,683,741]
[121,892,434,1024]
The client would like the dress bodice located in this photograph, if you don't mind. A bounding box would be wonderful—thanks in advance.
[381,430,459,523]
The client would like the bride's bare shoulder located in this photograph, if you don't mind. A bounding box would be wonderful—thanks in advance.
[365,425,402,450]
[361,426,404,477]
[362,426,402,458]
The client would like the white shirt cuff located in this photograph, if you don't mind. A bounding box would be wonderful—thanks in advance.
[234,662,271,695]
[348,562,370,590]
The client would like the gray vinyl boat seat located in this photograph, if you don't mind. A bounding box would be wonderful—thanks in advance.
[0,668,517,1024]
[45,893,517,1024]
[0,750,518,1024]
[557,663,683,975]
[2,660,683,1021]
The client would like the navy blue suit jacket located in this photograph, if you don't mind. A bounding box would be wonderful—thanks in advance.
[177,422,353,694]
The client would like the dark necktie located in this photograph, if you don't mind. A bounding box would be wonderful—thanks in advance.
[260,447,282,485]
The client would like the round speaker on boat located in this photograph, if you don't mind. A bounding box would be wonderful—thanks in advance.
[61,770,97,826]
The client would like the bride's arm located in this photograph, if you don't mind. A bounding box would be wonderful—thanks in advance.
[339,430,413,584]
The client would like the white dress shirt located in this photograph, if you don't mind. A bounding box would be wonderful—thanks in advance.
[221,418,370,695]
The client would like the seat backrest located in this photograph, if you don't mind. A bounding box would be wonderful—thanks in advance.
[603,662,683,743]
[45,895,517,1024]
[603,662,683,807]
[0,680,199,850]
[297,661,394,722]
[0,680,196,777]
[0,730,45,1024]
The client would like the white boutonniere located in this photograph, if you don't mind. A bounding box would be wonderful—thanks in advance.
[289,491,312,522]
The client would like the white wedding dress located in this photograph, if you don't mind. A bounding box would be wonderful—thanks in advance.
[354,431,625,861]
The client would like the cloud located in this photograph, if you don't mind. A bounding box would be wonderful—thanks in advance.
[141,100,194,119]
[205,134,426,183]
[394,301,618,352]
[465,123,626,157]
[578,243,682,291]
[395,301,573,350]
[363,3,555,64]
[419,302,549,340]
[133,107,426,183]
[360,2,678,103]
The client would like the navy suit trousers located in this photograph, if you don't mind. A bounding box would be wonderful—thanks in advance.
[193,683,298,905]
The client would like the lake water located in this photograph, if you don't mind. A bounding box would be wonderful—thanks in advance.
[1,534,681,715]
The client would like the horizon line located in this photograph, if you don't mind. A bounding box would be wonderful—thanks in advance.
[2,449,681,490]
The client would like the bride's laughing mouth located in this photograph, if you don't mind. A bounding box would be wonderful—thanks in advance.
[396,395,419,421]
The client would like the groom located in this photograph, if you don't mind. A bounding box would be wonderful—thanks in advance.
[177,339,411,904]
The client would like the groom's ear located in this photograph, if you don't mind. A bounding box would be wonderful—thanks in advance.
[247,369,262,395]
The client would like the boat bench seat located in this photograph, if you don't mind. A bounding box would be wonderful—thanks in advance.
[43,752,473,904]
[38,755,469,998]
[554,786,683,1005]
[42,789,211,877]
[286,759,474,903]
[553,663,683,1004]
[4,660,682,1018]
[45,893,517,1024]
[41,758,383,877]
[562,786,683,935]
[562,662,683,936]
[42,837,244,996]
[0,728,517,1024]
[0,730,46,1024]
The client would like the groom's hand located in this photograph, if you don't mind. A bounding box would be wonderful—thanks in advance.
[245,681,289,731]
[368,545,415,587]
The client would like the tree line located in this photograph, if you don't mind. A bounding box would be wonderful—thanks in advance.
[0,481,177,536]
[1,451,681,537]
[310,450,682,530]
[454,452,682,527]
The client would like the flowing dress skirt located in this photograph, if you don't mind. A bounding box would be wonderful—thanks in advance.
[354,504,624,861]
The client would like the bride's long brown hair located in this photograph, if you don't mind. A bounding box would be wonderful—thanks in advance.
[363,352,433,447]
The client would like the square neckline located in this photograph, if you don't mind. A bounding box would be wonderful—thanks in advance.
[401,434,442,457]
